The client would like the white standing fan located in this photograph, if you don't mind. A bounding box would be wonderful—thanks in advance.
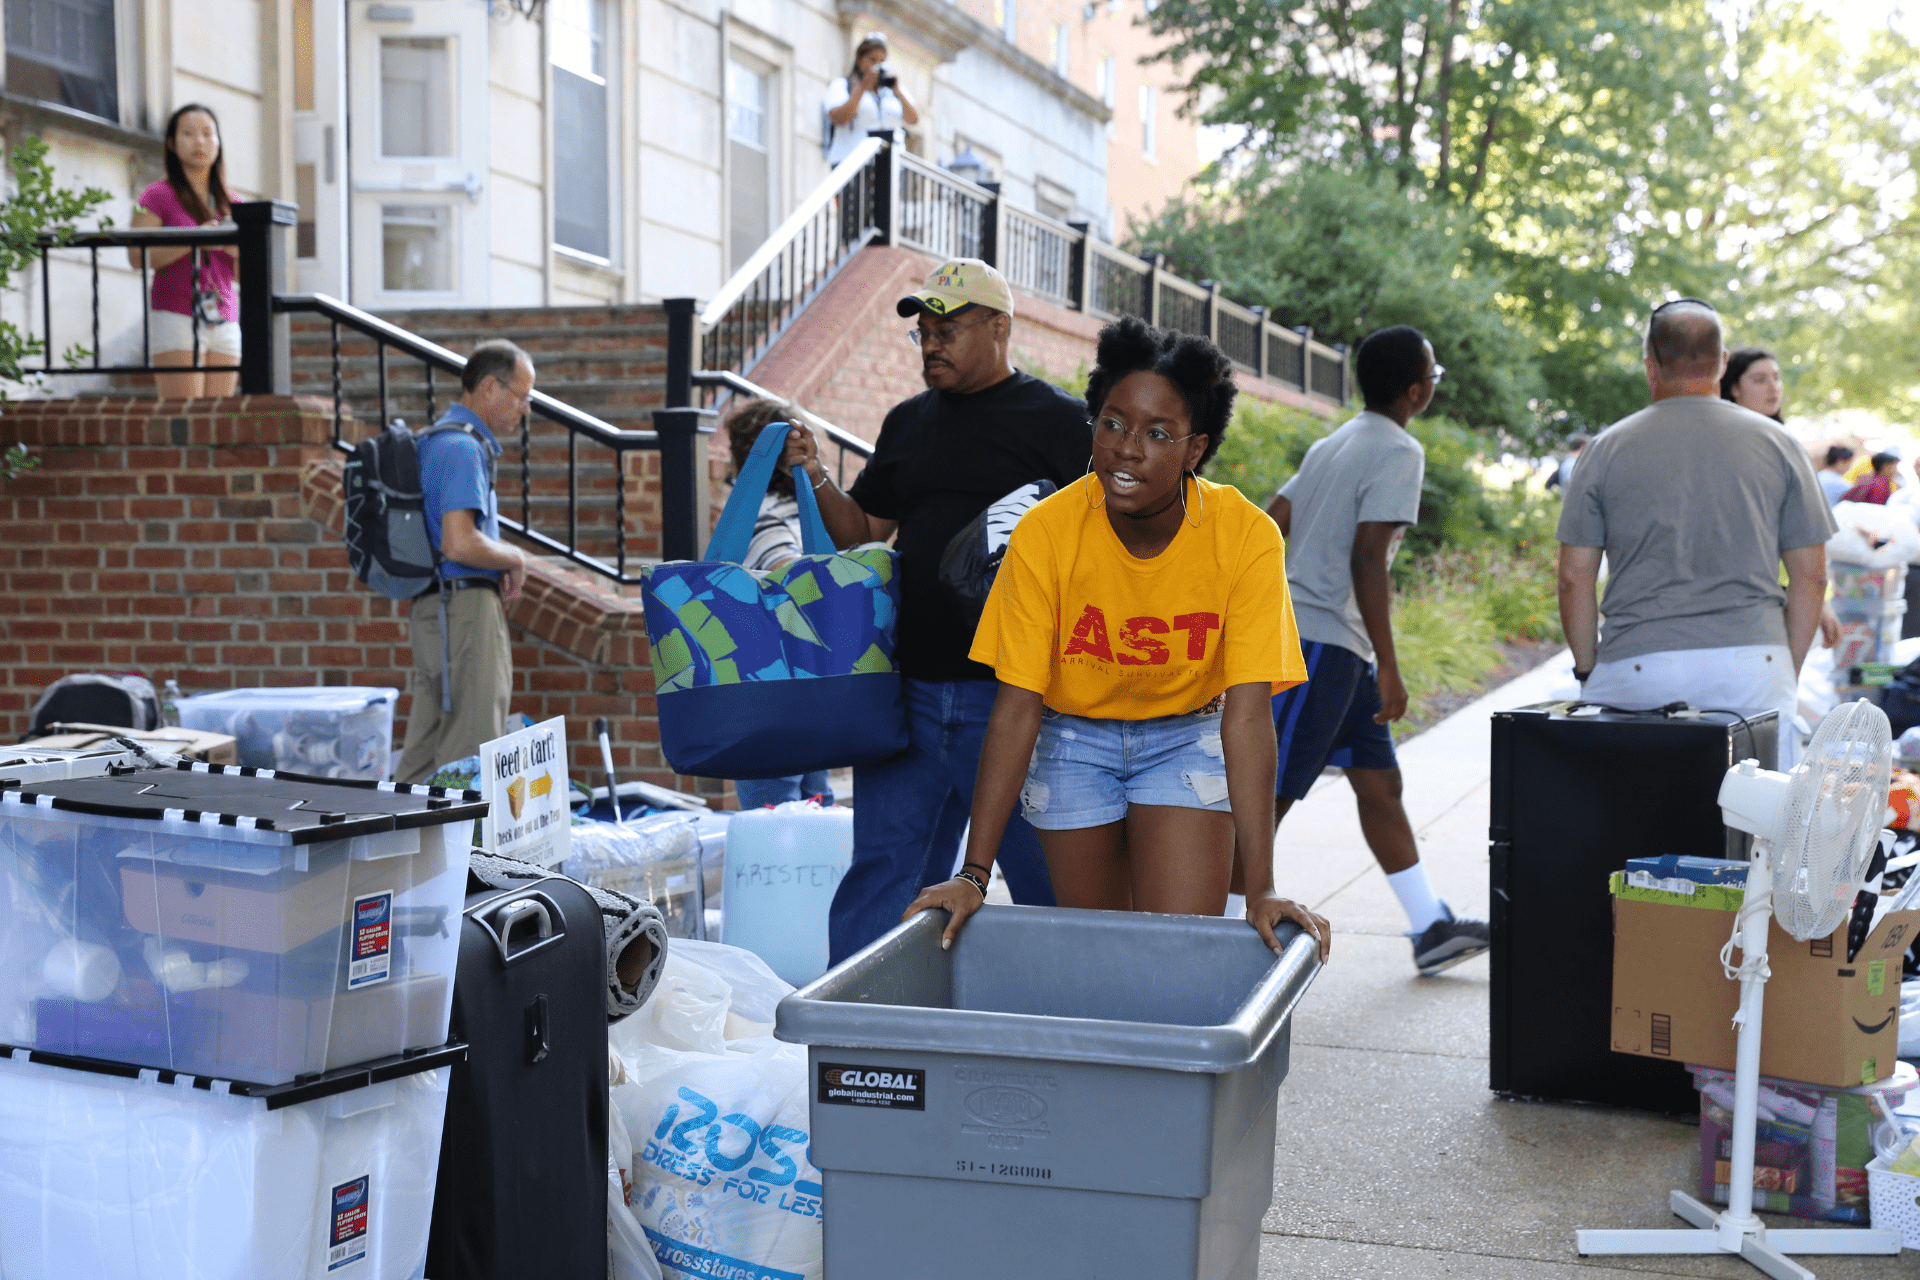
[1577,699,1904,1278]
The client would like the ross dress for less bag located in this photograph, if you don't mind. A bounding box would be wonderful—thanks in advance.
[642,422,906,779]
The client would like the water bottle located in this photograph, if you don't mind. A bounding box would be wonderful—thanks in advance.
[160,678,182,728]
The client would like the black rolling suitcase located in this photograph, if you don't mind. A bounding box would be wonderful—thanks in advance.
[427,877,608,1279]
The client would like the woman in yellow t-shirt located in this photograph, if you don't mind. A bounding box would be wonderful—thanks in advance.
[903,317,1331,959]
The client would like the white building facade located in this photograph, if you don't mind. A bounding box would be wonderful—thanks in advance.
[2,0,1108,334]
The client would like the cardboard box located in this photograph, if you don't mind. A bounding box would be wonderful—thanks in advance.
[1610,876,1920,1087]
[1691,1062,1917,1223]
[25,722,238,765]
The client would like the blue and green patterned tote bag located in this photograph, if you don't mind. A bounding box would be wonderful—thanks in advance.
[642,422,906,778]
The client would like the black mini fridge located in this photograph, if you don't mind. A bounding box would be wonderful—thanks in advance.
[1488,701,1777,1113]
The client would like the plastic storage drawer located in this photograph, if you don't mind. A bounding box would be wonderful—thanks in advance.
[774,906,1321,1280]
[0,1043,461,1280]
[1830,564,1907,601]
[1830,596,1907,666]
[178,687,399,781]
[0,764,484,1084]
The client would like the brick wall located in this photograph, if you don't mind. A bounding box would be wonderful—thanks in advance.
[0,397,722,800]
[741,244,1340,449]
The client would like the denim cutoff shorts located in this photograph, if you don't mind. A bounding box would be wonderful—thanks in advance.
[1021,701,1231,829]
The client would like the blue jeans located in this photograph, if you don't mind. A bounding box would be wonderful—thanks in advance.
[828,678,1055,964]
[733,772,835,810]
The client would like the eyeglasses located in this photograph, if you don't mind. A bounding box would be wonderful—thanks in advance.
[1428,364,1447,385]
[908,313,995,348]
[1091,415,1193,455]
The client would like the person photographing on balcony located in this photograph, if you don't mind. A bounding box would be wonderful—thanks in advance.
[776,259,1089,963]
[824,33,919,165]
[899,317,1331,961]
[128,104,239,399]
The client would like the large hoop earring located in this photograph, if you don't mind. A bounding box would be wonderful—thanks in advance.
[1182,471,1203,529]
[1083,457,1105,510]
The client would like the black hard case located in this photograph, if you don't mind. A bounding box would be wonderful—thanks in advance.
[1488,702,1776,1113]
[427,877,609,1279]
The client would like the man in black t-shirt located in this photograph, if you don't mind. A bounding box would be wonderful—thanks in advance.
[780,258,1089,962]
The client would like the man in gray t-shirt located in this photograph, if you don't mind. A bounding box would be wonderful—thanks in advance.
[1262,326,1489,978]
[1557,299,1836,767]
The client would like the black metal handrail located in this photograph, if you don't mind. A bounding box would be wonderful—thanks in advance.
[28,203,295,388]
[689,141,1351,406]
[698,137,887,381]
[693,367,875,489]
[276,292,707,582]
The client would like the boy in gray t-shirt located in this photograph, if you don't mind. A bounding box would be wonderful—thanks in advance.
[1261,326,1490,978]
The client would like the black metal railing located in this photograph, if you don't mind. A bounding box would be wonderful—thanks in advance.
[692,367,875,491]
[28,202,295,390]
[689,139,1350,406]
[277,293,710,580]
[697,136,887,382]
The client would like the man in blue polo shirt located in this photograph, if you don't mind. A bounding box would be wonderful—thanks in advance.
[394,339,535,784]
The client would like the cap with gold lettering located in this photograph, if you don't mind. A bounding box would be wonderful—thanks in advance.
[896,258,1015,320]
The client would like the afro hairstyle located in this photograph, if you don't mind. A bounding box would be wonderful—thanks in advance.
[1083,315,1237,470]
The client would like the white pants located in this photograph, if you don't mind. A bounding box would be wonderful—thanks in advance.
[1582,644,1800,770]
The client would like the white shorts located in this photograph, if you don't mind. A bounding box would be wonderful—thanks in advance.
[148,308,242,359]
[1582,644,1800,770]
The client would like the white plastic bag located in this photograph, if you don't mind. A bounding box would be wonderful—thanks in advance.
[1826,501,1920,570]
[610,940,822,1280]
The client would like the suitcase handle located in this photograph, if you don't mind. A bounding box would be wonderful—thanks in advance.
[477,890,566,967]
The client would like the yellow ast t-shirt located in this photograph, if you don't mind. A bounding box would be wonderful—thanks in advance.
[969,475,1309,718]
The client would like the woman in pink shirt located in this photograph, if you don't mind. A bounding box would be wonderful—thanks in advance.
[128,104,239,398]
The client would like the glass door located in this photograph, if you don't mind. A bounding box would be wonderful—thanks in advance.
[347,1,491,309]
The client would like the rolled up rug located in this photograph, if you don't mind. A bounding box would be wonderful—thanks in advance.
[469,850,670,1024]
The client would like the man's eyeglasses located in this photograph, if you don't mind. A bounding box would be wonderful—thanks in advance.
[1091,415,1193,455]
[1428,364,1447,385]
[908,313,995,348]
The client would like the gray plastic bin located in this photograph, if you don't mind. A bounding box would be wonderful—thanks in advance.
[774,905,1320,1280]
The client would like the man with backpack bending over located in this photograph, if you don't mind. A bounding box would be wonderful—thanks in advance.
[393,340,535,785]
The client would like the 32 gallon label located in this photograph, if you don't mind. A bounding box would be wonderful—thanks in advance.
[348,891,393,988]
[327,1174,370,1271]
[817,1062,925,1110]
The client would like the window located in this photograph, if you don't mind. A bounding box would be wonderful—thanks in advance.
[383,204,455,291]
[994,0,1016,43]
[1050,23,1068,76]
[381,37,455,158]
[1140,84,1156,160]
[5,0,119,122]
[1097,54,1115,139]
[551,0,611,258]
[726,57,775,275]
[1036,189,1070,223]
[295,164,318,259]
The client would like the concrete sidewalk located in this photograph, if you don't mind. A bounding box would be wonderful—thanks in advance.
[1258,654,1913,1277]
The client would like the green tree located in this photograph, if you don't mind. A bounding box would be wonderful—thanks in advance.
[0,134,111,395]
[1132,165,1543,434]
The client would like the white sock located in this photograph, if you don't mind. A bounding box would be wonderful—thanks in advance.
[1387,863,1445,934]
[1224,893,1246,919]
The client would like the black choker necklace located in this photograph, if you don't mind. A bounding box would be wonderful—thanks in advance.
[1120,489,1181,521]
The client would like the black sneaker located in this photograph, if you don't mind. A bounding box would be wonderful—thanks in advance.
[1408,902,1490,976]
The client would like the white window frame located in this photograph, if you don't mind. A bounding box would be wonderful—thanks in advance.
[550,0,618,264]
[1140,84,1156,161]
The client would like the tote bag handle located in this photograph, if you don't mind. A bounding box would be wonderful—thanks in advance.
[706,421,837,564]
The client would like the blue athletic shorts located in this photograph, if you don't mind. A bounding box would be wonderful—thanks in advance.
[1272,641,1399,800]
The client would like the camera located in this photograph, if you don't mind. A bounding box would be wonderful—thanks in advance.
[876,66,898,90]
